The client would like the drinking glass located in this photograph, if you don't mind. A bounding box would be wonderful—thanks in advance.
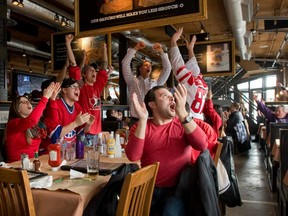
[65,141,76,161]
[86,150,100,179]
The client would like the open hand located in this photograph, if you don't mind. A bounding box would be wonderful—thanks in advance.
[173,83,188,119]
[75,112,91,126]
[132,93,148,120]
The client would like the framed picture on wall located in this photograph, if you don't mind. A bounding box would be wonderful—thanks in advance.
[74,0,207,38]
[179,38,235,77]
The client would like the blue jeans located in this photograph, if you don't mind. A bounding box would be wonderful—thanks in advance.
[150,187,186,216]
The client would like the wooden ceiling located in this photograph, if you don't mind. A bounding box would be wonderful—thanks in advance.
[6,0,288,78]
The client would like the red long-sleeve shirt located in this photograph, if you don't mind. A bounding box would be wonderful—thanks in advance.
[6,97,48,162]
[125,118,207,187]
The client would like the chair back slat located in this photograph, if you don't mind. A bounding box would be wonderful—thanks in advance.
[116,162,159,216]
[214,142,223,167]
[0,167,36,216]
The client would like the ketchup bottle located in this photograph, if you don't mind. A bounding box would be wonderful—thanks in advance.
[48,144,61,171]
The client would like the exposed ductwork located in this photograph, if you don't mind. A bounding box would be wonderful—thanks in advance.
[222,0,250,60]
[7,0,74,30]
[120,30,166,65]
[7,39,51,59]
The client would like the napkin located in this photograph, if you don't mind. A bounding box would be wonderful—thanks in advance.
[30,175,53,189]
[70,169,85,179]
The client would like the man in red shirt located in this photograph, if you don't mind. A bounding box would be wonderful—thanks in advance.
[65,34,110,146]
[125,84,207,215]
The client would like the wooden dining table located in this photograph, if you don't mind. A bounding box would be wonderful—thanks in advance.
[8,151,132,216]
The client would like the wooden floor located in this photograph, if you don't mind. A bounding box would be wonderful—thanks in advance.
[225,141,278,216]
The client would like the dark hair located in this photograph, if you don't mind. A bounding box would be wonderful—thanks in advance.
[137,60,152,77]
[8,96,27,121]
[144,86,166,117]
[106,109,113,118]
[213,104,223,119]
[41,79,54,92]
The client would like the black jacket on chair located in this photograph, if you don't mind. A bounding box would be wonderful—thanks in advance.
[176,149,221,216]
[83,163,139,216]
[218,136,242,207]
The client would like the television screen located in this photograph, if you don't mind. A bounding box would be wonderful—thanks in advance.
[13,72,53,97]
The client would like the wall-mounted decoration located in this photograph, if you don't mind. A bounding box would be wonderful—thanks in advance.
[74,0,207,37]
[179,38,235,77]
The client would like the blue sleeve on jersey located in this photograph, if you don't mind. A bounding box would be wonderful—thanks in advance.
[50,126,63,144]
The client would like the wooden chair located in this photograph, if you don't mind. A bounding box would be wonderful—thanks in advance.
[0,167,36,216]
[214,142,223,167]
[116,162,160,216]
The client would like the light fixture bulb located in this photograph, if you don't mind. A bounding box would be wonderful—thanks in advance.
[29,68,32,73]
[18,0,24,7]
[12,0,19,6]
[54,14,59,22]
[204,33,210,41]
[66,20,70,28]
[61,17,66,27]
[200,24,205,33]
[22,52,26,57]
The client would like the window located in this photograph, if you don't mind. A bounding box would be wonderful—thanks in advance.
[237,82,248,90]
[250,78,262,89]
[265,75,277,87]
[266,89,275,102]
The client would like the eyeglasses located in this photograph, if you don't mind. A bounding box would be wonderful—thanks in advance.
[68,84,80,89]
[20,100,30,105]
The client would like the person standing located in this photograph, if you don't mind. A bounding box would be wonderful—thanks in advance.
[125,84,207,215]
[66,34,110,146]
[170,27,208,120]
[122,41,171,126]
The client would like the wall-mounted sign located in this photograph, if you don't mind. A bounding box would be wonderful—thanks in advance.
[75,0,207,37]
[179,38,235,77]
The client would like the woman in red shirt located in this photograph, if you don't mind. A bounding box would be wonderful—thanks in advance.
[5,82,60,162]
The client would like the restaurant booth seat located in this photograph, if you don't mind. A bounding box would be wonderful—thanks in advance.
[277,129,288,216]
[266,123,288,192]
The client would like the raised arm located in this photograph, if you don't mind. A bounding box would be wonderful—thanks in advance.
[56,59,69,83]
[153,43,171,85]
[65,34,76,66]
[125,92,148,161]
[122,42,145,82]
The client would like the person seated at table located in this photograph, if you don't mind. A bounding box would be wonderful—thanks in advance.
[5,82,60,163]
[105,109,123,121]
[125,84,207,216]
[44,78,95,145]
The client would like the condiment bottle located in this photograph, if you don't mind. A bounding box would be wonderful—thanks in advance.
[106,132,115,158]
[48,144,61,171]
[115,134,122,158]
[97,133,104,154]
[76,135,85,159]
[21,154,30,170]
[33,151,41,172]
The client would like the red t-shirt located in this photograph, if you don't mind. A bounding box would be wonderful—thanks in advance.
[125,118,207,187]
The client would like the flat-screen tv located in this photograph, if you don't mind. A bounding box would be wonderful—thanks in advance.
[12,71,53,98]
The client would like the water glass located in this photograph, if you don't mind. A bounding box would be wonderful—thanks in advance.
[65,141,76,161]
[86,150,100,178]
